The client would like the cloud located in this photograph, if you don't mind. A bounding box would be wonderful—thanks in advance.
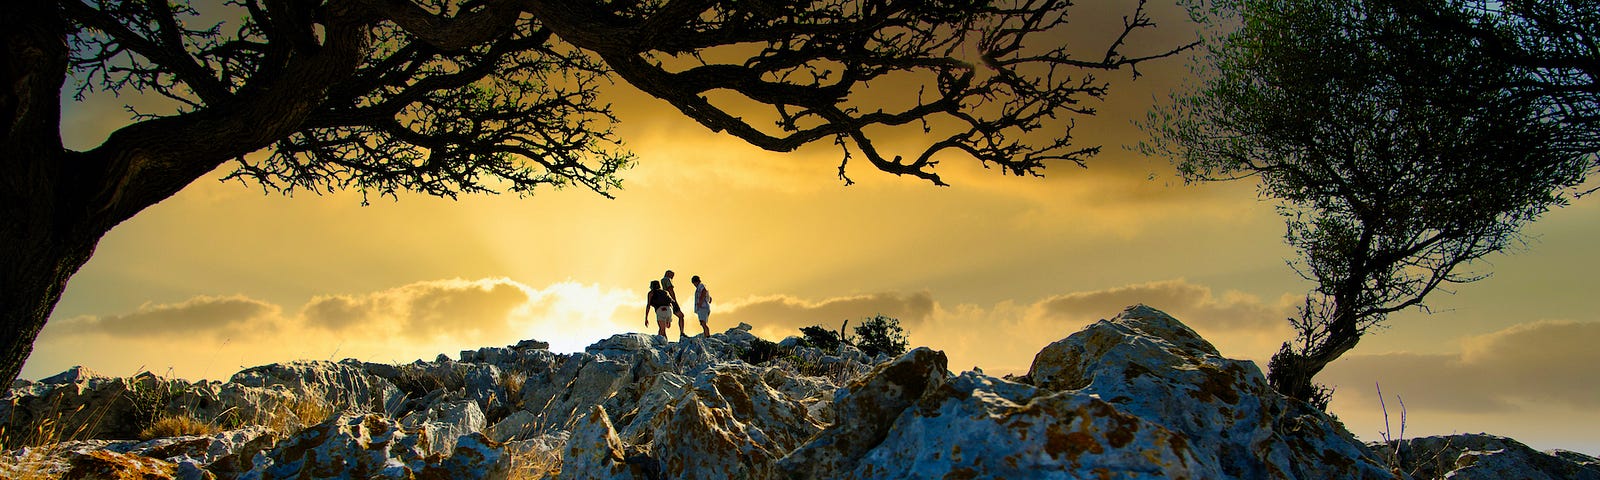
[47,295,282,340]
[1027,280,1296,362]
[31,278,1290,384]
[29,278,639,380]
[716,292,937,340]
[710,279,1292,374]
[301,278,533,341]
[1324,320,1600,413]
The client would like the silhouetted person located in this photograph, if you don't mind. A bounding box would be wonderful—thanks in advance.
[645,280,673,337]
[691,275,712,337]
[662,270,687,337]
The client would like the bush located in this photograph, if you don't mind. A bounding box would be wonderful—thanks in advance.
[139,413,220,440]
[797,325,842,352]
[853,315,908,358]
[739,338,784,365]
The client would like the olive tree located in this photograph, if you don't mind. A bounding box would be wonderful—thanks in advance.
[0,0,1193,384]
[1143,0,1590,407]
[1384,0,1600,173]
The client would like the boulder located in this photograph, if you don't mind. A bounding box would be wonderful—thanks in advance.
[417,432,510,480]
[63,449,177,480]
[486,410,540,443]
[229,360,404,417]
[558,406,634,480]
[601,372,691,445]
[239,413,507,480]
[777,305,1397,480]
[776,347,950,478]
[1024,305,1394,479]
[523,355,635,432]
[651,365,826,479]
[847,371,1203,478]
[1381,434,1600,480]
[399,400,487,456]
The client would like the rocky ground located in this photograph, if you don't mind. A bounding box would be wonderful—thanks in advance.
[2,305,1596,479]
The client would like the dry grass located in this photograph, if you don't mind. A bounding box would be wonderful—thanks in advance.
[506,444,561,480]
[138,413,222,441]
[499,371,528,409]
[0,395,118,480]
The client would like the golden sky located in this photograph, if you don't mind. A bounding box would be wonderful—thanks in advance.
[28,0,1600,455]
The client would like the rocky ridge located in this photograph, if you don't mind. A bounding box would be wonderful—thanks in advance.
[0,306,1593,479]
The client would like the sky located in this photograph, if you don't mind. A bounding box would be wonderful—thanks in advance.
[25,1,1599,456]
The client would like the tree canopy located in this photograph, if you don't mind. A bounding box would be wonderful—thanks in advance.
[0,0,1193,385]
[1143,0,1592,406]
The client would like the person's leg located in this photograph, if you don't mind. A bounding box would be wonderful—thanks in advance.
[698,311,710,337]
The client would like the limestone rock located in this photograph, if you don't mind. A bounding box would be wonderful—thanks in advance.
[64,449,177,480]
[126,426,277,466]
[848,371,1205,478]
[229,360,404,417]
[778,305,1396,480]
[399,399,487,456]
[486,410,540,443]
[239,414,429,480]
[417,432,510,480]
[649,365,826,479]
[558,406,634,480]
[1382,434,1600,480]
[601,372,691,445]
[776,347,949,478]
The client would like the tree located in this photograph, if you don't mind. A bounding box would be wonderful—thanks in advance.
[852,314,908,358]
[1381,0,1600,176]
[1143,0,1591,407]
[0,0,1194,384]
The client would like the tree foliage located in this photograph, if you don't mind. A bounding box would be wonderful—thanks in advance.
[797,324,844,353]
[1383,0,1600,178]
[852,314,909,358]
[0,0,1195,385]
[1143,0,1591,406]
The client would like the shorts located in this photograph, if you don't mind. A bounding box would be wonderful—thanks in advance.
[696,310,710,322]
[655,306,674,326]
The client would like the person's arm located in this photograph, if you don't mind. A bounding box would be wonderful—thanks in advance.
[697,287,708,308]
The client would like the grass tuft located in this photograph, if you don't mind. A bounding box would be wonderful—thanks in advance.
[138,413,221,441]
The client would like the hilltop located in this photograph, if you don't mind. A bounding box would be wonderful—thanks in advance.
[3,306,1596,479]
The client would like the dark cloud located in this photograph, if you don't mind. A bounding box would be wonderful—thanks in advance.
[301,279,532,341]
[1325,320,1600,412]
[1036,280,1289,333]
[718,292,936,338]
[48,295,280,339]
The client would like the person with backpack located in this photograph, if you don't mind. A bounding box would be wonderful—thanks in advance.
[691,275,712,337]
[645,280,673,337]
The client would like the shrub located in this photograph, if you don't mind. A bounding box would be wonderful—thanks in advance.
[797,325,842,353]
[853,315,908,358]
[739,338,784,365]
[139,413,220,440]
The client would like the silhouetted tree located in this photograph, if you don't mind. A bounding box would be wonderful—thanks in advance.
[1381,0,1600,180]
[0,0,1194,384]
[1143,0,1590,407]
[852,314,908,358]
[797,324,843,353]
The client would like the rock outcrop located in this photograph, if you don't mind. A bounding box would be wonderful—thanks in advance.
[4,305,1594,479]
[1379,434,1600,480]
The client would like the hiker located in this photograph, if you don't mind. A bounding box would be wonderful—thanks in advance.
[691,275,712,337]
[661,270,687,337]
[645,280,673,337]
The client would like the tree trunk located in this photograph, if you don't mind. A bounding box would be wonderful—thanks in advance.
[0,225,100,386]
[1267,303,1365,409]
[1,0,104,386]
